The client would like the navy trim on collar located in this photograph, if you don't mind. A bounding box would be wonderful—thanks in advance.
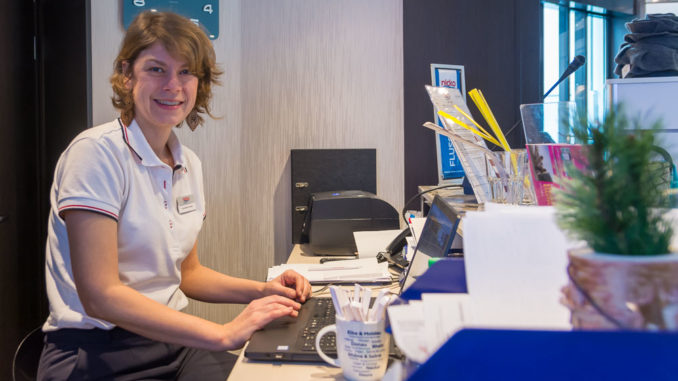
[118,118,143,161]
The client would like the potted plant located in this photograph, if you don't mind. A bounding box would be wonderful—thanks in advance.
[555,107,678,330]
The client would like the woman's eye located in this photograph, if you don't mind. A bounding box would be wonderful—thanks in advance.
[149,67,164,73]
[179,69,192,75]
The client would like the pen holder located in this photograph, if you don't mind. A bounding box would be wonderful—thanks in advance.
[485,149,530,204]
[316,316,390,381]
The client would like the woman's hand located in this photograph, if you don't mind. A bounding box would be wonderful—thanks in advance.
[263,270,312,303]
[222,295,301,349]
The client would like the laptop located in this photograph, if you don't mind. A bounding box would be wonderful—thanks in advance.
[244,195,460,362]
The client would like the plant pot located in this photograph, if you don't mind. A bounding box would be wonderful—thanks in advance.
[562,248,678,330]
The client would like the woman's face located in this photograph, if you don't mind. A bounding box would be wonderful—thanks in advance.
[125,42,198,131]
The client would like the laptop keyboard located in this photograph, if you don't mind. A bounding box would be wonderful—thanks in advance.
[298,298,336,353]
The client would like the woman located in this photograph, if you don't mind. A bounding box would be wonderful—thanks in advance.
[37,11,310,380]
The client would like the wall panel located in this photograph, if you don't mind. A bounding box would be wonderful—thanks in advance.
[403,0,542,201]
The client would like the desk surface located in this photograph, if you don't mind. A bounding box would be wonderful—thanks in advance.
[227,244,399,381]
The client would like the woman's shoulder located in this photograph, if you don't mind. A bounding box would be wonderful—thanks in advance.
[59,119,132,167]
[66,119,126,152]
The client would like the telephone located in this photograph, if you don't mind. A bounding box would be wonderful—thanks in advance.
[376,228,411,270]
[384,227,411,255]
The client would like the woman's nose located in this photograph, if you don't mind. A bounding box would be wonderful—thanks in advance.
[163,72,181,91]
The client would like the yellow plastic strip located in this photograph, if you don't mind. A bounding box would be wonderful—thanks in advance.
[468,89,511,152]
[469,89,517,172]
[437,110,502,147]
[452,105,494,140]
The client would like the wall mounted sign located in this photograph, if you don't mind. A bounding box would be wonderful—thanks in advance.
[123,0,219,40]
[431,64,466,184]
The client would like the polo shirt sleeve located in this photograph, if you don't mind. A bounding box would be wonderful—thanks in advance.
[56,138,124,221]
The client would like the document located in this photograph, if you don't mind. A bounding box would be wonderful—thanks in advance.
[387,293,470,364]
[462,206,573,329]
[353,229,403,258]
[425,86,492,203]
[267,258,391,284]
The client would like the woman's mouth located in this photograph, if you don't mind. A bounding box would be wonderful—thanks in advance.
[155,99,183,108]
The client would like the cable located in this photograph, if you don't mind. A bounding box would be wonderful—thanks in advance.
[503,119,523,141]
[312,283,332,295]
[401,184,461,225]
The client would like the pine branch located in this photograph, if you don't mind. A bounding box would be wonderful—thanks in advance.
[554,108,673,255]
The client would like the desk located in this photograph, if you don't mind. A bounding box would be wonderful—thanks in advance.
[227,244,400,381]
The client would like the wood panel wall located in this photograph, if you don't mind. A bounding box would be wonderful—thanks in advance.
[90,0,404,322]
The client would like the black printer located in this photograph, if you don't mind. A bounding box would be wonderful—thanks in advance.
[302,190,399,256]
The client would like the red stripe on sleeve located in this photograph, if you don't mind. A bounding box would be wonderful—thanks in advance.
[58,205,119,220]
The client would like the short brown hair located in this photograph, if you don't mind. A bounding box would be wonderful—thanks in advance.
[111,11,222,130]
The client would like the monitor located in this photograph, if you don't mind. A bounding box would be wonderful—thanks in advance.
[400,195,461,293]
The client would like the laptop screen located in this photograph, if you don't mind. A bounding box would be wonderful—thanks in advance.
[400,195,460,293]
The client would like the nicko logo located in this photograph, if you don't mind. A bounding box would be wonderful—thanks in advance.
[440,79,457,88]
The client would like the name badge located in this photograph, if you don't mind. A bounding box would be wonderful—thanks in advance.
[177,194,197,214]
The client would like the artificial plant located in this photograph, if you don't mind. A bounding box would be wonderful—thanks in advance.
[555,108,673,255]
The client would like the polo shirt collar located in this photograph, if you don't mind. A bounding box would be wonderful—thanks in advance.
[120,118,186,169]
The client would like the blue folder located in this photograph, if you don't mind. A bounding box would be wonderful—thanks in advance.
[396,259,678,381]
[399,257,467,301]
[408,328,678,381]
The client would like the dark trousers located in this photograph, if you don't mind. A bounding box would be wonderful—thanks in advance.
[37,327,237,381]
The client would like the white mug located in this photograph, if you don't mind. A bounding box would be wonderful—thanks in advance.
[315,317,390,381]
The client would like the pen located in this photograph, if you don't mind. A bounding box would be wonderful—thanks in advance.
[329,286,344,319]
[307,265,360,271]
[407,216,417,243]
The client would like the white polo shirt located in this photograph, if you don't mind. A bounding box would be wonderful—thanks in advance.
[43,119,206,331]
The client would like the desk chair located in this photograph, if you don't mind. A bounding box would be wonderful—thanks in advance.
[12,326,44,381]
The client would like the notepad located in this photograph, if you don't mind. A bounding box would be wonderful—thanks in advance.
[266,258,391,284]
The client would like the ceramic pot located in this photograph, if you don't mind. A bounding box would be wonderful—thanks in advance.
[562,247,678,330]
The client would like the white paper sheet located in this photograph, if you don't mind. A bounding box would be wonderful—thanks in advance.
[421,293,470,354]
[408,217,427,244]
[387,294,470,364]
[387,302,430,363]
[266,258,391,284]
[353,230,403,258]
[462,206,573,330]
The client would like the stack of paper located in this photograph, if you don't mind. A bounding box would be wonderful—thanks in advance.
[267,258,391,284]
[463,205,573,329]
[387,294,470,364]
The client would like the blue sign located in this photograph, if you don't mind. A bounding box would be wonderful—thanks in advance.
[431,65,466,182]
[123,0,219,40]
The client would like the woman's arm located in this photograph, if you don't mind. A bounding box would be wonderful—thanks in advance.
[180,243,312,304]
[66,210,300,351]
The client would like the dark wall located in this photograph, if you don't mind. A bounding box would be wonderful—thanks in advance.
[403,0,542,201]
[0,0,41,377]
[0,0,89,377]
[37,0,92,232]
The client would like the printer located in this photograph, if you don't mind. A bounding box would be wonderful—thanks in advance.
[303,190,400,256]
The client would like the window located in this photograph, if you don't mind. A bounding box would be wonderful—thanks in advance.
[543,1,609,123]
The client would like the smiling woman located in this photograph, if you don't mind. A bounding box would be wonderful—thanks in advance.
[36,11,312,381]
[110,10,221,132]
[123,42,200,166]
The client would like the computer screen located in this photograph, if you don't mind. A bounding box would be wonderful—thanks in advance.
[400,195,460,293]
